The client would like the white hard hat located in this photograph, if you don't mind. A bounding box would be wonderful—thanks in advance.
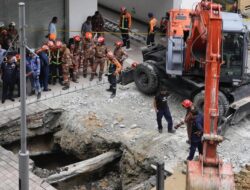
[10,22,16,26]
[0,22,5,27]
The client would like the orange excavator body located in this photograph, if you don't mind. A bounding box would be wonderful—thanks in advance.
[185,1,235,189]
[167,9,191,37]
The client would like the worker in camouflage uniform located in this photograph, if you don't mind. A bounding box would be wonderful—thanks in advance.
[92,36,108,81]
[61,44,72,90]
[114,41,128,67]
[51,40,63,85]
[46,40,54,84]
[82,32,95,78]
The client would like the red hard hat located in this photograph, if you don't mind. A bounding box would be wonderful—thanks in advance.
[15,54,21,60]
[1,30,7,35]
[73,35,81,42]
[42,45,49,51]
[55,40,62,48]
[47,41,54,48]
[120,6,127,12]
[182,99,193,108]
[85,32,92,40]
[97,36,105,44]
[115,41,123,47]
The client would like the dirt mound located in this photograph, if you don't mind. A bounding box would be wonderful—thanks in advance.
[235,164,250,190]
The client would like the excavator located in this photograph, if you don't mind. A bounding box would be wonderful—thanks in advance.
[124,0,250,127]
[185,1,235,189]
[120,0,250,189]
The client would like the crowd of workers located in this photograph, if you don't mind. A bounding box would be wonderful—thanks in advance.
[0,6,204,162]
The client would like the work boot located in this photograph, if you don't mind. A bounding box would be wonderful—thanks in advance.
[83,73,87,78]
[62,85,70,90]
[110,92,116,98]
[89,74,94,81]
[168,129,176,134]
[158,128,163,134]
[99,73,103,81]
[37,92,41,99]
[106,87,112,92]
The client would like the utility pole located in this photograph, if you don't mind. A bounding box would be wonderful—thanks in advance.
[18,2,29,190]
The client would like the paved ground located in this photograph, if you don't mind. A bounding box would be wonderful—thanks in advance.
[0,146,56,190]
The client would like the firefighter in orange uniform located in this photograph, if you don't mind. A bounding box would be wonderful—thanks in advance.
[119,7,132,50]
[147,12,158,47]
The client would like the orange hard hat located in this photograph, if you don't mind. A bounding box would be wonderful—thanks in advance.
[42,45,49,51]
[49,33,56,41]
[115,41,123,47]
[55,40,62,48]
[73,35,81,42]
[97,36,105,44]
[47,41,54,48]
[107,51,114,59]
[182,99,193,109]
[85,32,92,40]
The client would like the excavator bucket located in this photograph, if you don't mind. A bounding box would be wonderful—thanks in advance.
[186,160,235,190]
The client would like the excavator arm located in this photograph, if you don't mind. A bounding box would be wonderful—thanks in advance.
[186,1,235,189]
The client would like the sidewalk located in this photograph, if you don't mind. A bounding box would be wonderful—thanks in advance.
[0,146,56,190]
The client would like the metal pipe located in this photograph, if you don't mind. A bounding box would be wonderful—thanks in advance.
[18,2,29,190]
[156,162,165,190]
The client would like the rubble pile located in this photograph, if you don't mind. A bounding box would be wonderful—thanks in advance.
[235,164,250,190]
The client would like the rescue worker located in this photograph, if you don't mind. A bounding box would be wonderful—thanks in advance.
[92,11,104,38]
[37,45,51,92]
[160,12,169,35]
[73,35,82,78]
[0,29,10,50]
[106,51,122,98]
[0,44,6,65]
[153,87,175,133]
[113,41,128,67]
[51,40,63,85]
[7,22,18,50]
[28,50,42,99]
[92,36,108,81]
[48,17,58,41]
[187,109,204,161]
[1,51,17,103]
[82,32,95,78]
[147,13,158,47]
[174,99,195,144]
[61,44,72,90]
[119,7,132,50]
[114,41,128,83]
[46,40,54,84]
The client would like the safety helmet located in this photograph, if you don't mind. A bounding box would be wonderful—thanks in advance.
[73,35,81,42]
[47,41,54,48]
[97,36,105,44]
[0,22,5,28]
[15,54,21,61]
[55,40,63,48]
[107,51,114,59]
[115,41,123,47]
[182,99,193,109]
[1,30,7,35]
[85,32,92,40]
[10,22,16,26]
[42,45,49,51]
[120,6,127,12]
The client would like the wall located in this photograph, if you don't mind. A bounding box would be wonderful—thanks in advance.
[0,0,66,48]
[98,0,173,23]
[174,0,200,9]
[66,0,97,40]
